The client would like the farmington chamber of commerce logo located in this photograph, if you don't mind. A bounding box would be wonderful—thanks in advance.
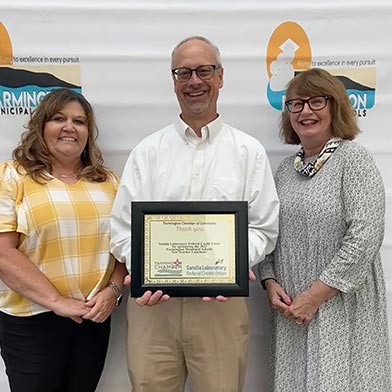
[266,21,376,117]
[0,21,81,116]
[154,259,183,276]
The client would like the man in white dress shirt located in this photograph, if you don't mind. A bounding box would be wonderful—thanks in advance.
[110,36,279,392]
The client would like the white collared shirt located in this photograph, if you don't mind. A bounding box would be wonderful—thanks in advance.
[110,115,279,269]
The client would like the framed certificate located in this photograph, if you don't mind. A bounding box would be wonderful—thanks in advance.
[131,201,249,297]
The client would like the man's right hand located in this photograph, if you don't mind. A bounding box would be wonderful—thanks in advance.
[124,274,170,306]
[135,290,170,307]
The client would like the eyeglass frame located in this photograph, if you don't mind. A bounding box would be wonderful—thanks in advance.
[284,95,331,113]
[171,64,220,82]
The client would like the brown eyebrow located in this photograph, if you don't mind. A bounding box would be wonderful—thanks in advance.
[53,111,87,121]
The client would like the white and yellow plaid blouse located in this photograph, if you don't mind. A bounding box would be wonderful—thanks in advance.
[0,160,118,316]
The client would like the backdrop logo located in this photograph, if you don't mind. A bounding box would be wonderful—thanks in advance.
[0,22,13,65]
[266,21,376,117]
[0,21,81,116]
[266,21,311,111]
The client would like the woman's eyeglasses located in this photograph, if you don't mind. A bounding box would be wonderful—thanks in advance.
[285,95,331,113]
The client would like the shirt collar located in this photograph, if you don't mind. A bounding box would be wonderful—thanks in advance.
[174,115,223,144]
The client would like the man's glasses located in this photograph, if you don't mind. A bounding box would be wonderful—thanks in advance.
[285,95,331,113]
[171,65,220,82]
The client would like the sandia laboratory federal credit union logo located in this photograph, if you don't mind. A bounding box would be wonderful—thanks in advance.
[266,21,376,117]
[0,21,81,116]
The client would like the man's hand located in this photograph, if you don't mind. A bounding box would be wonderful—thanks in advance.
[201,295,230,302]
[135,290,170,307]
[124,274,131,286]
[202,269,256,302]
[124,274,170,307]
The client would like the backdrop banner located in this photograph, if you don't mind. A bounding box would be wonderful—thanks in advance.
[0,1,391,391]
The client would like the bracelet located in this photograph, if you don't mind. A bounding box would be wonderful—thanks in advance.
[108,281,123,306]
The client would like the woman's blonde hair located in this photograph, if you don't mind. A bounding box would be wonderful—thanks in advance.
[13,88,109,183]
[281,68,360,144]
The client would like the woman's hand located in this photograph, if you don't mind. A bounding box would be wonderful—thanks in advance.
[265,279,292,314]
[51,296,92,324]
[83,287,116,323]
[284,281,338,325]
[283,290,320,324]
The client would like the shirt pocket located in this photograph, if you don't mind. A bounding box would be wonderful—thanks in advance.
[212,178,242,201]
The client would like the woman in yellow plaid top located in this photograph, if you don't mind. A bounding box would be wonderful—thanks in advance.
[0,88,127,392]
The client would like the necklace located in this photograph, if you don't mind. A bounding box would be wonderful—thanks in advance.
[52,170,79,179]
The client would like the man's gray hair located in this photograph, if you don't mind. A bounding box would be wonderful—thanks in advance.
[171,36,222,68]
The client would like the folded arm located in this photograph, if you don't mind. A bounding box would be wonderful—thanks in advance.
[0,231,90,323]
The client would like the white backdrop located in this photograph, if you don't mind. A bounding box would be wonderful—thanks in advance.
[0,1,391,391]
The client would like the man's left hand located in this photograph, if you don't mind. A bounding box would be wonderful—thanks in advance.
[201,269,255,302]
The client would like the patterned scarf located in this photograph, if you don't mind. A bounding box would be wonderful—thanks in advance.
[294,137,342,177]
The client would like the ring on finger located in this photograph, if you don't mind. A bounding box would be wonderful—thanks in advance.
[295,319,303,325]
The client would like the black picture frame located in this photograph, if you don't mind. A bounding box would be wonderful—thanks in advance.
[131,201,249,297]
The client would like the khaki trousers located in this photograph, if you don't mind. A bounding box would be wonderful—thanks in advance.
[126,297,248,392]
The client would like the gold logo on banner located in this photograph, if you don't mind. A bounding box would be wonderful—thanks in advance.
[265,21,376,118]
[266,21,312,111]
[0,22,13,65]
